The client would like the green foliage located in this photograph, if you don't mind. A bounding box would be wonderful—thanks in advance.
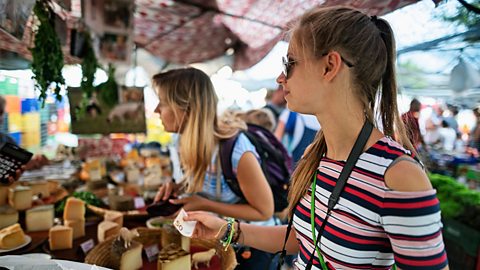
[97,64,119,108]
[30,0,65,107]
[430,173,480,228]
[440,0,480,28]
[55,191,105,216]
[80,32,99,99]
[397,60,429,89]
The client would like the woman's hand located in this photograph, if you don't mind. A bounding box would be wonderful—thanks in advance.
[184,211,227,240]
[154,181,178,202]
[169,194,210,211]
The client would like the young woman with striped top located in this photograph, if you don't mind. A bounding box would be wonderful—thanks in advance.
[185,6,449,270]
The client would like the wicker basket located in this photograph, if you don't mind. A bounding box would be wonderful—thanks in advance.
[84,228,237,270]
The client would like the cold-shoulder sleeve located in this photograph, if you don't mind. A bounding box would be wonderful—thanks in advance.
[380,189,448,270]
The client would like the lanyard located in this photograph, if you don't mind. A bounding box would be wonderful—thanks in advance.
[310,170,328,269]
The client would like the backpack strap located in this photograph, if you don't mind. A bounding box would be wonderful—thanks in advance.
[219,133,243,198]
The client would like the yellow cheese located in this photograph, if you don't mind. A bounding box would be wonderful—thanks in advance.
[0,185,10,206]
[125,167,140,183]
[120,242,143,270]
[49,225,73,250]
[28,181,49,198]
[26,205,54,232]
[0,205,18,229]
[157,253,191,270]
[97,220,120,242]
[47,180,60,194]
[104,211,123,227]
[8,186,32,210]
[64,219,85,239]
[63,197,85,220]
[0,223,25,249]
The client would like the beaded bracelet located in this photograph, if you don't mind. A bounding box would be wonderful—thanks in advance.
[232,219,241,244]
[219,217,235,251]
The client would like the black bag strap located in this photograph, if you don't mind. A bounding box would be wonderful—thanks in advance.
[277,121,373,270]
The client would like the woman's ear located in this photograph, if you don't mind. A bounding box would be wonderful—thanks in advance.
[322,51,343,82]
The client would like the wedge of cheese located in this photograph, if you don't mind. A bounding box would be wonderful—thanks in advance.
[8,186,32,210]
[63,197,85,220]
[120,242,143,270]
[49,225,73,250]
[0,205,18,229]
[104,211,123,227]
[0,223,25,249]
[157,250,190,270]
[64,219,85,239]
[26,204,54,232]
[97,220,120,242]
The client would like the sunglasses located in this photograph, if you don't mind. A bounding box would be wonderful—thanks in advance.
[282,52,354,79]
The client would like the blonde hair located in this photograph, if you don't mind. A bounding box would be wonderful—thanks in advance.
[152,68,245,192]
[287,7,416,215]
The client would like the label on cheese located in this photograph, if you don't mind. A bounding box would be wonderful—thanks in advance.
[80,238,95,254]
[144,244,159,262]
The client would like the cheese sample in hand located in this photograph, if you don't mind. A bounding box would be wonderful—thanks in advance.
[63,197,85,220]
[0,223,25,249]
[26,205,54,232]
[64,219,85,239]
[8,186,32,210]
[49,225,73,250]
[0,205,18,229]
[104,211,123,227]
[97,220,120,242]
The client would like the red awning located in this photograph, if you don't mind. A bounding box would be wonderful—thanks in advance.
[0,0,441,70]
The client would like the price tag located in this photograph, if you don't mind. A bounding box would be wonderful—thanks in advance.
[80,239,95,254]
[134,197,145,209]
[144,244,160,262]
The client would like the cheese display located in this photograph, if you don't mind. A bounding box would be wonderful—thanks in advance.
[0,205,18,229]
[63,197,85,220]
[25,204,54,232]
[0,185,9,205]
[104,210,123,227]
[49,225,73,250]
[28,181,49,198]
[98,220,121,242]
[157,243,191,270]
[109,195,134,211]
[64,219,85,239]
[0,223,25,249]
[47,180,60,194]
[8,186,32,210]
[111,228,143,270]
[125,166,140,183]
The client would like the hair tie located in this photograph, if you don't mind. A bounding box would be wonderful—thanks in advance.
[370,15,378,22]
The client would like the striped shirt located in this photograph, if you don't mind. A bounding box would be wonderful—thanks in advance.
[293,137,448,270]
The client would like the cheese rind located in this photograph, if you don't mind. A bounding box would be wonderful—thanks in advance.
[0,223,26,249]
[49,225,73,250]
[157,253,191,270]
[64,219,85,239]
[8,186,32,210]
[26,204,54,232]
[0,205,18,229]
[63,197,85,220]
[0,185,10,206]
[104,211,123,227]
[97,220,120,242]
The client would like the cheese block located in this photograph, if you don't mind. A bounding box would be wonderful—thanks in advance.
[64,219,85,239]
[104,211,123,227]
[109,195,134,211]
[26,204,54,232]
[0,185,10,206]
[28,181,49,198]
[0,223,26,249]
[49,225,73,250]
[63,197,85,220]
[125,167,140,183]
[97,220,120,242]
[157,245,191,270]
[111,237,143,270]
[47,180,60,194]
[0,205,18,229]
[8,186,32,210]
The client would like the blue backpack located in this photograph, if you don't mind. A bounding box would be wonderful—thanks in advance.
[219,123,293,212]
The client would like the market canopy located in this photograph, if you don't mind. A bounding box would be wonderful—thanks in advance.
[0,0,441,71]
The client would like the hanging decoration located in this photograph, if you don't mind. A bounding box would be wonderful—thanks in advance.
[97,63,119,108]
[30,0,65,106]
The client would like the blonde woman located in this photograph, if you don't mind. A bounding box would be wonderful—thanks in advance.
[184,7,449,270]
[152,68,277,269]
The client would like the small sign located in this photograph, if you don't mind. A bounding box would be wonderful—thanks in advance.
[80,239,95,254]
[144,244,159,262]
[134,196,145,209]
